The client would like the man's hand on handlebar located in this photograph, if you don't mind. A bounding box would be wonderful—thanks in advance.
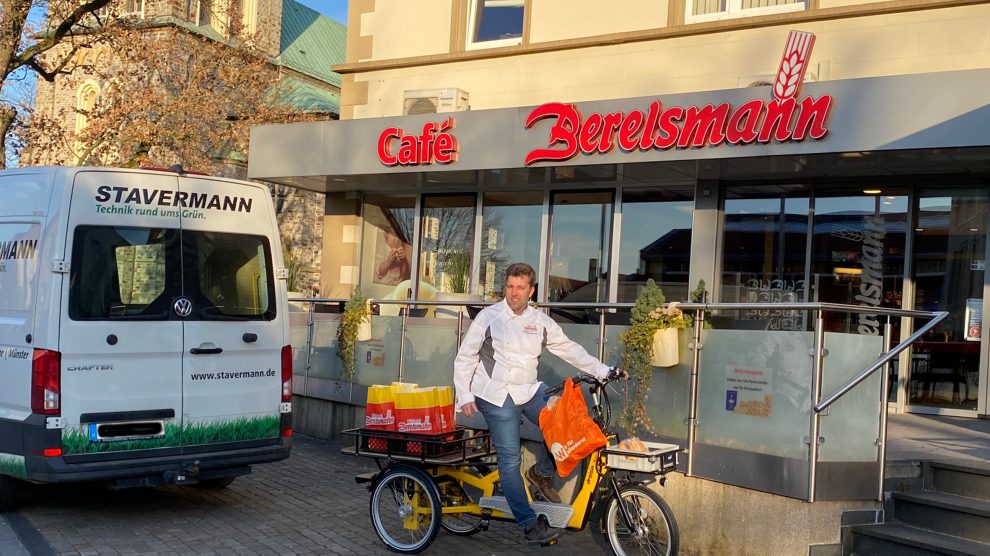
[607,367,630,382]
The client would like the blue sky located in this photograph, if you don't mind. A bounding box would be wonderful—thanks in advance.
[295,0,348,24]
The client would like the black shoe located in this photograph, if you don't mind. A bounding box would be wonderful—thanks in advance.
[524,515,560,545]
[526,466,562,503]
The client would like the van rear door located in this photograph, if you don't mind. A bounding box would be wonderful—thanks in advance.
[176,176,283,450]
[60,170,184,457]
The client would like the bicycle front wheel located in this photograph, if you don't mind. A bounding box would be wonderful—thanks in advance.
[370,464,441,554]
[595,484,679,556]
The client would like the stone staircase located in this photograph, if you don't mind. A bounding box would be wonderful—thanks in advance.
[842,460,990,555]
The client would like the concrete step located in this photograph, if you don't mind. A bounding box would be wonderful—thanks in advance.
[845,523,990,556]
[884,460,923,494]
[928,461,990,502]
[892,491,990,542]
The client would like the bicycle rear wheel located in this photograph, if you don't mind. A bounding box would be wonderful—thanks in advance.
[593,484,679,556]
[370,464,441,554]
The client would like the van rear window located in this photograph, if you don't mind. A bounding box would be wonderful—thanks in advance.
[69,226,276,321]
[185,231,276,320]
[69,227,178,320]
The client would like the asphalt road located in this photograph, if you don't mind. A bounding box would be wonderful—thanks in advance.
[1,434,604,555]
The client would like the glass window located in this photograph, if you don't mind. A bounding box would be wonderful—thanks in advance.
[185,231,275,320]
[419,194,476,296]
[0,223,40,312]
[551,164,616,183]
[98,0,143,17]
[124,0,144,15]
[467,0,524,50]
[617,187,694,303]
[809,190,908,335]
[360,194,416,301]
[69,226,179,320]
[68,226,274,321]
[75,82,99,134]
[197,0,212,26]
[721,187,809,329]
[687,0,804,23]
[908,189,986,411]
[547,190,613,304]
[481,191,542,300]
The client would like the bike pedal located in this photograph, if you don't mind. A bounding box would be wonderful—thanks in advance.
[542,537,559,547]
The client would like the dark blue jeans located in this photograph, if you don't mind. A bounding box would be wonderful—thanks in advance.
[476,383,556,528]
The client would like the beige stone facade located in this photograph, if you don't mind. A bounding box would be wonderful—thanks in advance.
[338,0,990,119]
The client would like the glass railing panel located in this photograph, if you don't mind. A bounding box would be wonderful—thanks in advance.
[400,317,461,387]
[352,315,404,386]
[308,317,343,381]
[814,331,885,500]
[536,321,605,388]
[693,328,814,499]
[289,311,310,391]
[696,328,814,458]
[818,332,884,461]
[640,329,692,443]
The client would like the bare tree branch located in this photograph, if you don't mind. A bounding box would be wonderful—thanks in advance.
[12,0,114,75]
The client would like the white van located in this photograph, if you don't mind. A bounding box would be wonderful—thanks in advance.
[0,166,292,506]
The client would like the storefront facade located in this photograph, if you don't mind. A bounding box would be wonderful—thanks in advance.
[249,1,990,419]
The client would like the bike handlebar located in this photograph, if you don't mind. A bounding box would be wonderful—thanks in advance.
[545,367,624,396]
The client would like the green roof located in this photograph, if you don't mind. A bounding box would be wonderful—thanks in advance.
[277,74,340,114]
[278,0,346,88]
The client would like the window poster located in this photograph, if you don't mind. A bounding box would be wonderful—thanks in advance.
[725,365,773,417]
[965,298,983,341]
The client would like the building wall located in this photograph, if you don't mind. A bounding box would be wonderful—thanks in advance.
[359,0,453,60]
[339,2,990,119]
[529,0,669,42]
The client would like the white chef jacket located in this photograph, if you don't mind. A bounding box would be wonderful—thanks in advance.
[453,299,611,410]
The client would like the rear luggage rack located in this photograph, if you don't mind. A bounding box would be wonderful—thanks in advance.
[341,427,494,464]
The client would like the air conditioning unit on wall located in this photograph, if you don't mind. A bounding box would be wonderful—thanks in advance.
[403,88,470,115]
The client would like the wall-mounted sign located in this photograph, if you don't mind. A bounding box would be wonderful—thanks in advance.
[377,116,459,167]
[524,31,832,165]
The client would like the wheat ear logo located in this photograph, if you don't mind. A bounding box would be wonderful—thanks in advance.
[774,31,816,101]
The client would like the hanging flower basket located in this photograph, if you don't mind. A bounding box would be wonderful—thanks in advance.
[651,328,679,367]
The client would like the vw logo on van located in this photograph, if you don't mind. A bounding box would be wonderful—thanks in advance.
[173,297,193,318]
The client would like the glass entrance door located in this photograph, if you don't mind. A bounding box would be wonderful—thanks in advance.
[908,189,987,413]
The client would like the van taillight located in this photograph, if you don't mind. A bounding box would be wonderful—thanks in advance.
[31,349,61,415]
[281,345,292,402]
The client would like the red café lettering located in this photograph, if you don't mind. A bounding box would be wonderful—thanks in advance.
[378,116,459,166]
[523,96,833,165]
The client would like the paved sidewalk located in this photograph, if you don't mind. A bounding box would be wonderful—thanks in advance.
[2,435,602,555]
[0,514,29,556]
[0,412,988,555]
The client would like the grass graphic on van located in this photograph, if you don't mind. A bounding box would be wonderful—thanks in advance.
[0,454,26,478]
[61,415,280,455]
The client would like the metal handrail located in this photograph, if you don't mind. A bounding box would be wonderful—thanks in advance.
[290,295,950,503]
[815,310,949,413]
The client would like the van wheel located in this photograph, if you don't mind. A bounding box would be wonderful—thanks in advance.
[0,476,21,510]
[193,477,236,490]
